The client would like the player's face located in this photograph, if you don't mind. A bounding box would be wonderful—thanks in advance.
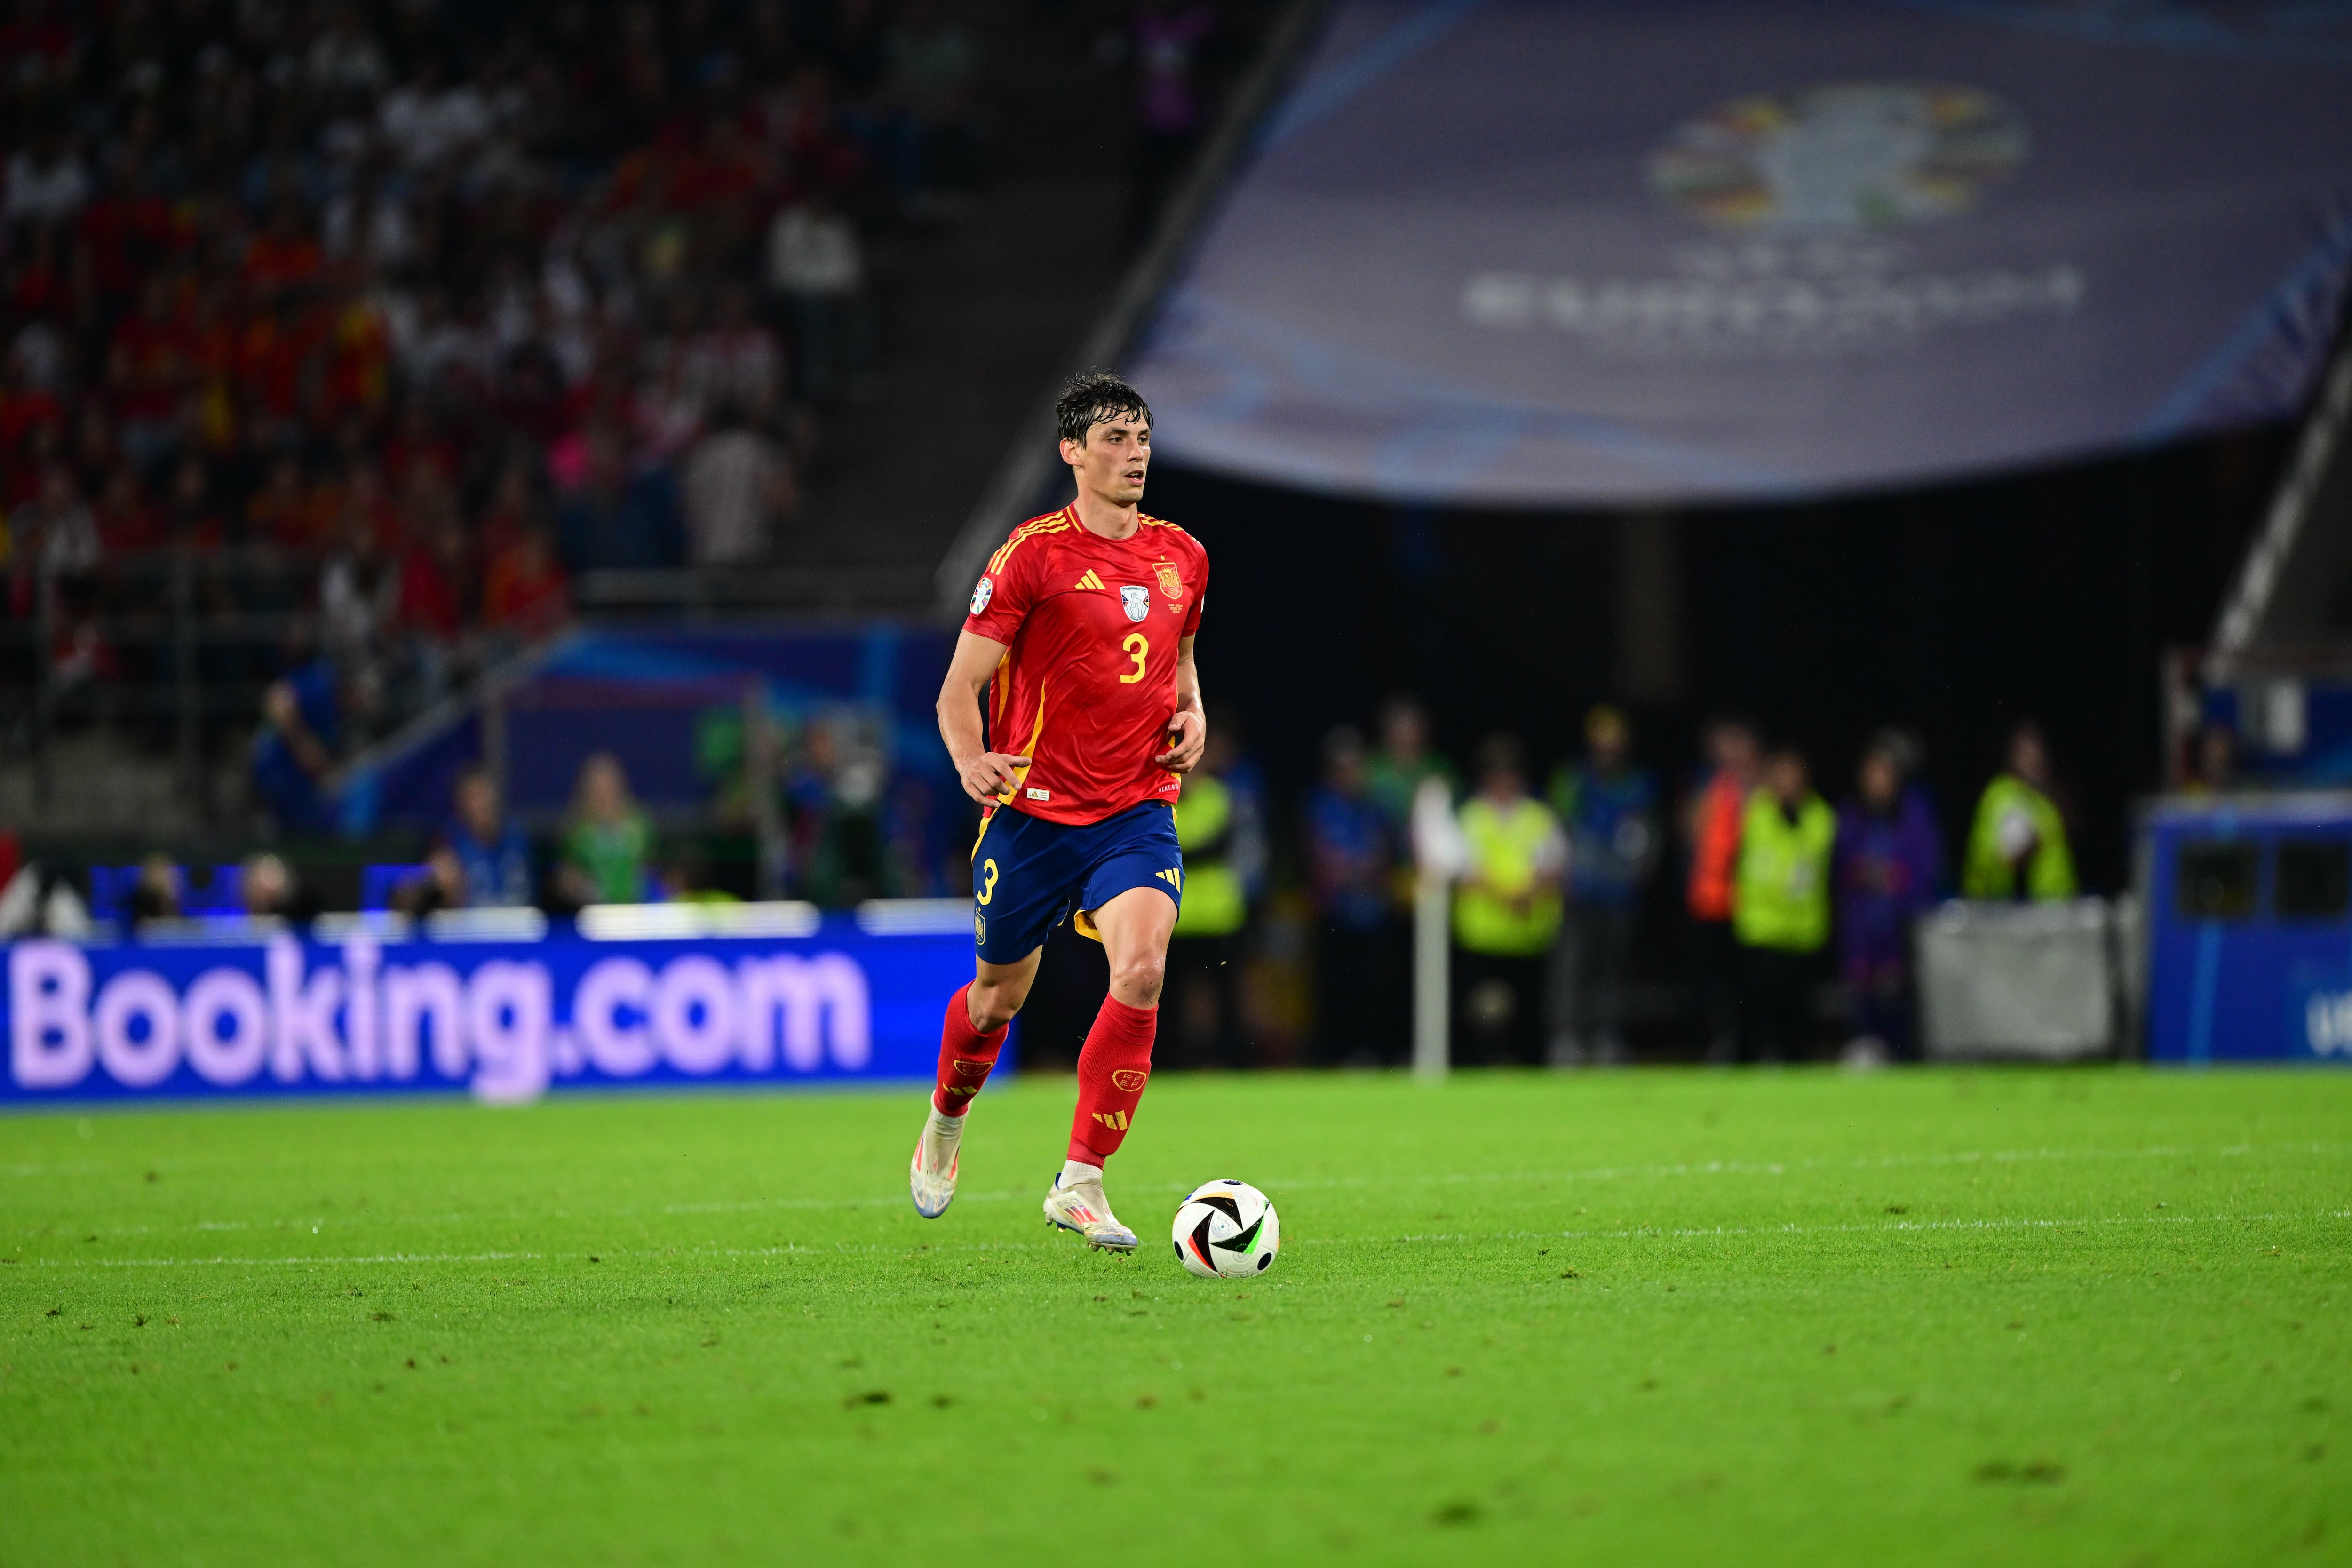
[1064,414,1151,505]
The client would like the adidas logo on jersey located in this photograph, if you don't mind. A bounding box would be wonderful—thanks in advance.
[1076,570,1105,591]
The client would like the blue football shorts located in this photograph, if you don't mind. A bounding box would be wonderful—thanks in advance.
[969,801,1184,963]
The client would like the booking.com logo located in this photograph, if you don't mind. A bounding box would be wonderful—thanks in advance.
[7,939,873,1103]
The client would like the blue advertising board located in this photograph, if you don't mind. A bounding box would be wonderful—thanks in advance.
[2,907,985,1105]
[2142,796,2352,1063]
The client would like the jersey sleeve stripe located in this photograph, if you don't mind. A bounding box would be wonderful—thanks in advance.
[984,512,1074,575]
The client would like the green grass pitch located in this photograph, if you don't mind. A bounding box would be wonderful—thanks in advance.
[2,1068,2346,1566]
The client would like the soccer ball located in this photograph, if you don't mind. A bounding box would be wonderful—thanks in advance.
[1171,1179,1280,1279]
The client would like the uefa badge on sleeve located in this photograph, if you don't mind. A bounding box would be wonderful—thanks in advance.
[970,575,993,615]
[1120,585,1151,621]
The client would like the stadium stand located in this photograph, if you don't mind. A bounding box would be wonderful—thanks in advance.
[0,0,1270,835]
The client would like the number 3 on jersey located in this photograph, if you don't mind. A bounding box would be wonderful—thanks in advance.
[1119,632,1148,684]
[977,858,1000,905]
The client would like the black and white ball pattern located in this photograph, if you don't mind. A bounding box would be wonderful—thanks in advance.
[1171,1179,1280,1279]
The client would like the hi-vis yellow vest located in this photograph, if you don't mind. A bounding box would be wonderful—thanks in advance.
[1173,773,1247,938]
[1732,790,1835,953]
[1453,796,1563,957]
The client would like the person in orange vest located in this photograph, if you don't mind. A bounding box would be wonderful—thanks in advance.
[1685,717,1758,1063]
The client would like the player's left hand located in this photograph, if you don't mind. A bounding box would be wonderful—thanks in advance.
[1156,708,1208,773]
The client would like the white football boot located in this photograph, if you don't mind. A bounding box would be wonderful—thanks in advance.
[1041,1166,1138,1252]
[909,1105,964,1219]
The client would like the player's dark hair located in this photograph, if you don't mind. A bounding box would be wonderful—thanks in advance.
[1056,370,1152,446]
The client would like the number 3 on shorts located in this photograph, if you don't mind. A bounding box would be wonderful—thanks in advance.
[1120,633,1148,684]
[977,858,1000,905]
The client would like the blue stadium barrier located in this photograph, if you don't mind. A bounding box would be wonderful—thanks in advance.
[2142,796,2352,1061]
[87,865,248,925]
[2,902,989,1103]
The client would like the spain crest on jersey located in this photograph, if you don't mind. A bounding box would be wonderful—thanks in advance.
[1153,561,1183,599]
[1120,585,1151,622]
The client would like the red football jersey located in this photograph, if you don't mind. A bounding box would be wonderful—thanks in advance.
[962,504,1210,826]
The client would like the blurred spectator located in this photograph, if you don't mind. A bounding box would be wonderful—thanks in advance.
[1546,705,1657,1067]
[562,751,652,904]
[884,0,983,198]
[1168,722,1264,1068]
[482,525,571,645]
[1366,695,1456,859]
[242,852,314,924]
[1962,721,2078,901]
[129,854,183,929]
[680,287,784,422]
[450,764,533,908]
[555,428,682,573]
[251,658,371,833]
[786,713,891,905]
[1124,0,1217,247]
[318,505,397,677]
[1685,716,1758,1062]
[106,275,191,470]
[2185,722,2238,796]
[658,849,739,905]
[0,858,96,938]
[378,56,494,172]
[1305,725,1401,1065]
[1834,731,1942,1065]
[15,465,100,577]
[1452,734,1564,1066]
[1733,746,1834,1063]
[765,187,868,403]
[4,129,90,226]
[682,403,796,565]
[393,843,467,918]
[93,468,164,553]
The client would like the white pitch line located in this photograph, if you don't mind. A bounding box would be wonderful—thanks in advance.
[16,1140,2349,1240]
[27,1250,547,1268]
[17,1210,2350,1269]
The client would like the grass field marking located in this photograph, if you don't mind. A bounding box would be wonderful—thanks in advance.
[1417,1207,2352,1246]
[629,1139,2349,1224]
[32,1250,549,1268]
[25,1207,2350,1271]
[19,1137,2345,1244]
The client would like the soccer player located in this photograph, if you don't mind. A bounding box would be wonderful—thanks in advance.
[909,371,1209,1251]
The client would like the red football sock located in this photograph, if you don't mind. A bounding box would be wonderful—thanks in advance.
[932,983,1009,1116]
[1068,995,1157,1163]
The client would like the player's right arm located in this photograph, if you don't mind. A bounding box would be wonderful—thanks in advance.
[938,629,1031,804]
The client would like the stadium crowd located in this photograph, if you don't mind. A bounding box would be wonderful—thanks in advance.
[0,0,1083,815]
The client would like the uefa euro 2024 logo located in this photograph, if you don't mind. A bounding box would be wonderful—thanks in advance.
[1461,81,2079,356]
[1647,83,2029,234]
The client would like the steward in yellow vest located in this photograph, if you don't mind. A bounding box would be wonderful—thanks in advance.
[1732,747,1834,1061]
[1733,784,1835,953]
[1961,723,2077,901]
[1454,793,1566,956]
[1172,771,1248,939]
[1451,735,1565,1065]
[1165,732,1264,1067]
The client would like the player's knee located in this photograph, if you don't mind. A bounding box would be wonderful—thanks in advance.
[1109,950,1165,1006]
[968,979,1026,1032]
